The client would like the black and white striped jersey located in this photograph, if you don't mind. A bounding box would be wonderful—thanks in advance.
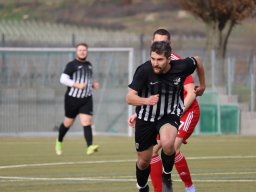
[62,59,94,98]
[128,57,197,122]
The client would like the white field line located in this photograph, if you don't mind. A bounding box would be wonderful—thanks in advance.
[0,176,136,182]
[1,155,256,170]
[0,176,256,183]
[0,155,256,183]
[191,171,256,176]
[0,159,135,169]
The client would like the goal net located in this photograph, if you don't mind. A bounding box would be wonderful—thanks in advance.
[0,47,134,136]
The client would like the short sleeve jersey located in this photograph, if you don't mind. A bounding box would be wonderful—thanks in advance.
[128,57,197,122]
[63,59,94,98]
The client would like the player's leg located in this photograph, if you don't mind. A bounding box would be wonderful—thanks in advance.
[175,138,195,190]
[175,110,199,192]
[159,123,177,192]
[150,137,162,192]
[135,119,157,192]
[55,117,75,155]
[79,96,99,155]
[55,95,77,155]
[79,113,99,155]
[136,147,153,192]
[158,114,179,192]
[79,113,93,146]
[60,117,75,140]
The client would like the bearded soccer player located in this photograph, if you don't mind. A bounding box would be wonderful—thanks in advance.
[128,28,202,192]
[127,40,205,192]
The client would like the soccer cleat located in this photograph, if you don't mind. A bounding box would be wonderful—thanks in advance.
[55,140,63,155]
[185,184,196,192]
[136,183,149,192]
[162,173,173,192]
[86,144,99,155]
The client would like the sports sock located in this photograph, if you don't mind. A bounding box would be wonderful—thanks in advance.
[175,151,193,187]
[161,150,175,173]
[136,163,150,188]
[150,154,162,192]
[83,125,92,147]
[58,123,69,142]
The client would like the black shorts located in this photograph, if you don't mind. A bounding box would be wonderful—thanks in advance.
[64,95,93,118]
[135,114,180,152]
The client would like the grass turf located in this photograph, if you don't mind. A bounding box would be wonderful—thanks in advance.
[0,135,256,192]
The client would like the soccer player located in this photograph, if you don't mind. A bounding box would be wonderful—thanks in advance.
[55,42,100,156]
[129,74,199,192]
[126,41,205,192]
[129,28,200,192]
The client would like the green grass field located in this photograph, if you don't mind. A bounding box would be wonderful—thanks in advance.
[0,135,256,192]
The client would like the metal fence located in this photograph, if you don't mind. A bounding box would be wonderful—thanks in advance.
[143,47,256,112]
[141,47,256,134]
[0,46,255,136]
[0,47,134,136]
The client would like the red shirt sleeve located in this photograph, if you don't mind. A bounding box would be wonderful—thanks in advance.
[184,75,194,85]
[171,53,182,60]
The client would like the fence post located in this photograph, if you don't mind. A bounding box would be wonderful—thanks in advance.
[250,55,255,112]
[1,33,7,84]
[140,33,146,64]
[227,57,235,96]
[211,49,216,89]
[72,33,76,47]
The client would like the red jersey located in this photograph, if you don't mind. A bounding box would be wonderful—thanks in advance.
[171,53,199,112]
[183,75,199,111]
[171,53,200,143]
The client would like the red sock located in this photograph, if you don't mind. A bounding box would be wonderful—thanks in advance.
[150,154,162,192]
[175,151,193,187]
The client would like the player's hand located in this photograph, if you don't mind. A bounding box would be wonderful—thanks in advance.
[147,94,159,105]
[194,85,205,96]
[93,81,100,90]
[128,114,137,128]
[74,82,86,89]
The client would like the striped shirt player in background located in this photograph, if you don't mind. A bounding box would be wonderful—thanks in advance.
[128,29,201,192]
[126,41,205,192]
[55,42,100,156]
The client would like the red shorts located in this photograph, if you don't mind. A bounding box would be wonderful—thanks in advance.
[176,109,200,144]
[156,108,200,144]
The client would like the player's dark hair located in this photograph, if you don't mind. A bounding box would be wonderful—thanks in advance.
[153,28,171,41]
[151,41,172,58]
[75,42,88,49]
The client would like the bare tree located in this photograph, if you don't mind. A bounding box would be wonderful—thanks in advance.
[177,0,256,59]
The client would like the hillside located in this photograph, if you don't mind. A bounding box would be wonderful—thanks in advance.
[0,0,180,32]
[0,0,255,52]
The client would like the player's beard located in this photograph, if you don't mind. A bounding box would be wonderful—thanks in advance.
[153,66,163,74]
[153,67,161,74]
[153,62,170,74]
[77,56,87,62]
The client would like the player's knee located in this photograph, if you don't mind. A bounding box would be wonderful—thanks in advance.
[80,115,92,126]
[63,119,74,127]
[81,122,91,126]
[162,143,175,155]
[137,159,150,169]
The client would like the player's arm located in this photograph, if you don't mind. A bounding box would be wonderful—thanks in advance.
[183,83,196,112]
[127,64,159,106]
[128,113,137,128]
[91,65,100,90]
[60,73,86,89]
[126,88,159,106]
[60,62,86,89]
[193,56,206,96]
